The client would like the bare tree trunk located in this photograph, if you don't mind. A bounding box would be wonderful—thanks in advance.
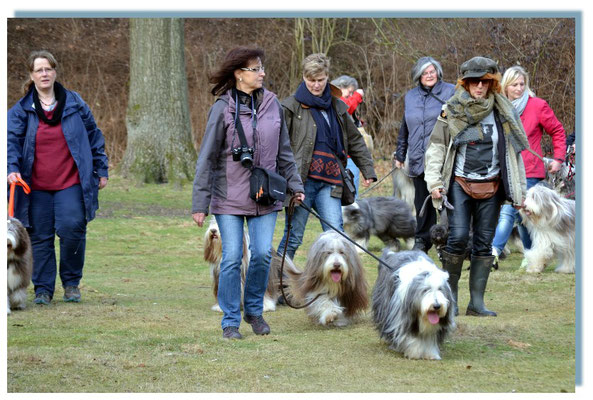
[122,18,196,184]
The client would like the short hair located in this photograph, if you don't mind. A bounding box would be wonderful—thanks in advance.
[331,75,358,90]
[23,50,59,94]
[411,56,443,85]
[456,72,503,96]
[209,46,265,96]
[501,65,535,98]
[302,53,330,79]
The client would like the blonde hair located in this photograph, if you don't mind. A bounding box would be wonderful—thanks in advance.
[302,53,330,79]
[501,65,535,98]
[456,72,503,96]
[23,50,59,95]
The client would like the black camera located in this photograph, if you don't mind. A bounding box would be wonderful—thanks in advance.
[232,146,254,168]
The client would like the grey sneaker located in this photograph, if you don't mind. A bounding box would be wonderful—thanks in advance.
[243,314,270,335]
[63,286,81,302]
[34,292,51,305]
[222,326,243,340]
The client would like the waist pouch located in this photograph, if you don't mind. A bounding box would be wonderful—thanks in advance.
[250,167,287,206]
[454,176,500,200]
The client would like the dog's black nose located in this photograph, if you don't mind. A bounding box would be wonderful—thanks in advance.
[433,303,441,310]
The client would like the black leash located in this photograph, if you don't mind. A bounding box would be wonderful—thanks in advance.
[357,165,398,198]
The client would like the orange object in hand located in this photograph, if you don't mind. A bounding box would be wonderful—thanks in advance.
[8,177,31,218]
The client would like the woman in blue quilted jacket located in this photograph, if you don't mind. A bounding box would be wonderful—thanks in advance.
[7,50,109,306]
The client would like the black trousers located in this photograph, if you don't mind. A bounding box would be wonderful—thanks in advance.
[444,180,501,257]
[413,173,436,249]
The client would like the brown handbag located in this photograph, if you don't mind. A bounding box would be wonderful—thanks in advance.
[454,176,500,200]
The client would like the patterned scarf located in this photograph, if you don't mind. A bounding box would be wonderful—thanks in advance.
[447,87,529,153]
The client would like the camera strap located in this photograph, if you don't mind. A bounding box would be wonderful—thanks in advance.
[232,91,257,152]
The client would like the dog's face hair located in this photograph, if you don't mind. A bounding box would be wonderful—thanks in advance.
[298,231,368,317]
[429,224,448,247]
[342,202,369,233]
[372,250,455,360]
[7,218,30,262]
[203,217,222,264]
[521,184,575,230]
[7,218,33,312]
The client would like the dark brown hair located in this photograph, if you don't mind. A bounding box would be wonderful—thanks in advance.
[23,50,59,95]
[209,47,265,96]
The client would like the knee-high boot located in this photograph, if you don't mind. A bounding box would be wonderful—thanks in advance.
[466,255,497,317]
[440,250,465,316]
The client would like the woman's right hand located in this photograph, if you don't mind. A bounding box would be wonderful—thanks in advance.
[7,172,22,185]
[394,160,404,169]
[193,212,207,227]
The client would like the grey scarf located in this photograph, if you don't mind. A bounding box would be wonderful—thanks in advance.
[512,90,529,116]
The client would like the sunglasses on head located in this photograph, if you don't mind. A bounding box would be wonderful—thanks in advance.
[466,78,492,85]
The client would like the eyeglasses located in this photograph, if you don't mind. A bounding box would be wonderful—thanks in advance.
[241,66,265,73]
[422,69,437,77]
[467,78,492,85]
[33,67,55,75]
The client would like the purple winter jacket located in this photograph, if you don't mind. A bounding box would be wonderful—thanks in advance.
[192,88,303,216]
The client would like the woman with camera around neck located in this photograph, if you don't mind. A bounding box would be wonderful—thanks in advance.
[277,53,376,260]
[192,47,304,340]
[424,56,529,317]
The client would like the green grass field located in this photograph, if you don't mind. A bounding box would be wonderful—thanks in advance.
[6,166,575,393]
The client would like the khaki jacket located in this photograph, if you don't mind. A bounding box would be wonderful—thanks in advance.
[281,85,377,199]
[424,108,527,209]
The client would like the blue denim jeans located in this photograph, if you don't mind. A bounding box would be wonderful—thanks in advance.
[28,184,87,298]
[444,180,501,257]
[215,212,277,330]
[346,157,360,199]
[491,178,541,253]
[277,178,343,259]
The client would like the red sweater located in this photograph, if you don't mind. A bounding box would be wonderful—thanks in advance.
[31,109,80,190]
[520,97,566,178]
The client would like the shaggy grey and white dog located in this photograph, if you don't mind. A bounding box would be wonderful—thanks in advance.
[372,250,455,360]
[519,184,576,274]
[7,217,33,314]
[342,196,416,253]
[282,231,369,326]
[391,167,416,215]
[202,218,277,312]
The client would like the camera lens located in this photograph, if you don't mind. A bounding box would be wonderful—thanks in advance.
[240,152,253,168]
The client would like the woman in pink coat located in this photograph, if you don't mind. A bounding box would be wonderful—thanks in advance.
[491,65,566,266]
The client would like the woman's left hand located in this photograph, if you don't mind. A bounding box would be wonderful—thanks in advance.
[99,177,108,190]
[361,178,373,187]
[294,192,305,204]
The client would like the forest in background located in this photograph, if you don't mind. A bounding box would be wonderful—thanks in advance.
[7,17,576,167]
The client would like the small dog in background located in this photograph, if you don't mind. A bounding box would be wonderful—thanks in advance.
[391,166,416,215]
[519,184,576,274]
[202,218,277,312]
[7,217,33,314]
[342,196,416,253]
[281,231,368,326]
[372,250,455,360]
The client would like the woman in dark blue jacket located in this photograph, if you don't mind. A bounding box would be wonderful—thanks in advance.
[394,56,455,252]
[7,50,109,305]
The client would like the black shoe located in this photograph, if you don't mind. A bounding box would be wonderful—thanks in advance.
[222,326,243,340]
[63,286,81,302]
[243,314,271,335]
[412,239,427,253]
[34,292,51,305]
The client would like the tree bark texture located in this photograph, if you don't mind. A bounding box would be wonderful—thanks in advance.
[123,18,196,184]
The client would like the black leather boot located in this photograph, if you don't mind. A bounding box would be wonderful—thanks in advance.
[440,250,465,316]
[412,238,427,253]
[466,255,497,317]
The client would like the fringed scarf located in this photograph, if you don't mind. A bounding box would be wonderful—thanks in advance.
[447,87,529,154]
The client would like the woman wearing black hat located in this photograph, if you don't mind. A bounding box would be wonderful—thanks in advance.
[424,56,529,317]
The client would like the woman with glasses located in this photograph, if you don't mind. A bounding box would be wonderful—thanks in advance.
[276,53,377,260]
[490,65,567,268]
[393,56,456,253]
[7,50,109,306]
[424,56,529,317]
[192,47,304,340]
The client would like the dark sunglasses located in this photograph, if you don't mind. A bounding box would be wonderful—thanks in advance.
[466,78,492,85]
